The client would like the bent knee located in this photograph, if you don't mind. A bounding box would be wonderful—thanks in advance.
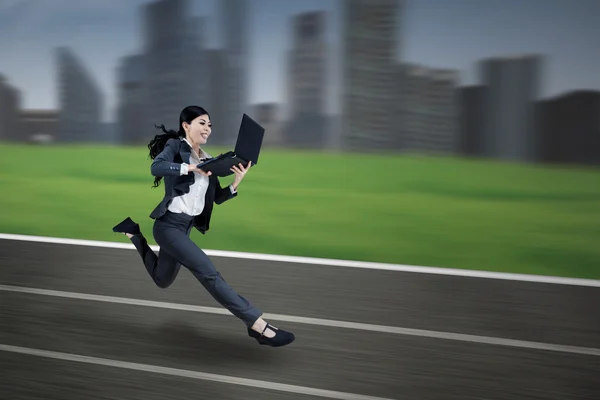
[155,277,175,289]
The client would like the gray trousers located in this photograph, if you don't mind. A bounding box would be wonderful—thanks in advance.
[130,210,263,328]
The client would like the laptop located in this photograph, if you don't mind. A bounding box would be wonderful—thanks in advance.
[196,113,265,177]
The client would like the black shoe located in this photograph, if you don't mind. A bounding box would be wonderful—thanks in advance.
[248,323,295,347]
[112,217,141,235]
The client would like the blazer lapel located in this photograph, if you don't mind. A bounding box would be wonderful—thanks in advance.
[179,138,191,164]
[172,139,194,195]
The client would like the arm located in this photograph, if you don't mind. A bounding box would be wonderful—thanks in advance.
[214,161,251,204]
[214,178,238,205]
[150,139,187,177]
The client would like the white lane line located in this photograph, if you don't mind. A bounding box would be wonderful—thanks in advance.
[2,284,599,357]
[2,233,600,287]
[0,344,395,400]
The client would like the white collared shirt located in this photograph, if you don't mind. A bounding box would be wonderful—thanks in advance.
[168,138,236,216]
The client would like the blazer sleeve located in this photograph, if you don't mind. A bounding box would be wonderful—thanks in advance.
[151,138,185,177]
[214,178,238,204]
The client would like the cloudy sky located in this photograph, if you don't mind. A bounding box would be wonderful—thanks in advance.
[0,0,598,122]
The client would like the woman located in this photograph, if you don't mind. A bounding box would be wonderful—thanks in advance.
[112,105,295,347]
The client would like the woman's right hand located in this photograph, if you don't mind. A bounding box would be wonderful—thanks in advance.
[188,164,212,176]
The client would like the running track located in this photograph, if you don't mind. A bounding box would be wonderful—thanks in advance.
[1,234,599,399]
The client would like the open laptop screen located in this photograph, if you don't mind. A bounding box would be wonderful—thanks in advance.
[234,114,265,165]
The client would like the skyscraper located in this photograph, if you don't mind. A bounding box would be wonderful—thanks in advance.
[479,55,542,162]
[402,64,459,154]
[537,90,600,165]
[341,0,401,152]
[0,75,21,141]
[205,48,229,144]
[142,0,206,132]
[55,47,103,142]
[219,0,248,146]
[186,15,209,110]
[285,11,328,148]
[253,102,282,146]
[458,85,487,157]
[116,54,147,144]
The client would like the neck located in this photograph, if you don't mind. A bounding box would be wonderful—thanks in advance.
[185,137,201,154]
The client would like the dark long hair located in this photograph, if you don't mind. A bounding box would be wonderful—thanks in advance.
[147,105,210,188]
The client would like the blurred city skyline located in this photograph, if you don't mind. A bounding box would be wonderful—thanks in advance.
[0,0,599,123]
[1,0,599,166]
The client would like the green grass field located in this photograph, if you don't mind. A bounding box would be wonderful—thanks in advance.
[1,142,599,279]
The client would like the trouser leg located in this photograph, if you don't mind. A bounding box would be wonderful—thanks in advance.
[153,215,263,328]
[130,232,181,289]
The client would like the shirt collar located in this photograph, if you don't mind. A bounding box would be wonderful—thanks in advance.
[182,138,209,159]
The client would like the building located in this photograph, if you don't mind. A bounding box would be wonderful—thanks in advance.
[284,11,328,149]
[0,75,21,141]
[186,15,209,110]
[478,54,543,162]
[457,85,487,157]
[253,102,282,146]
[537,90,600,165]
[340,0,401,152]
[56,47,103,142]
[20,110,59,143]
[142,0,206,132]
[116,54,147,144]
[401,63,459,154]
[204,49,229,145]
[218,0,248,146]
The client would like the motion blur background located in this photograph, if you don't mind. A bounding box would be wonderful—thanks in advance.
[1,0,599,278]
[1,2,600,399]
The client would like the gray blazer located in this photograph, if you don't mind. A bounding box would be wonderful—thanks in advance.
[149,137,237,234]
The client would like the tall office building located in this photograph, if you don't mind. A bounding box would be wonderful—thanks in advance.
[458,85,487,157]
[205,49,229,145]
[537,90,600,165]
[116,54,147,144]
[479,54,542,162]
[285,11,328,148]
[186,16,209,110]
[219,0,248,145]
[0,75,21,141]
[402,64,459,154]
[341,0,401,151]
[392,63,407,150]
[253,102,282,146]
[56,47,103,142]
[142,0,206,132]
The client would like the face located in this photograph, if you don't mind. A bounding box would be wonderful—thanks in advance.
[183,114,211,145]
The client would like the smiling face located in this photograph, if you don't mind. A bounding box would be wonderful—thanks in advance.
[183,114,212,145]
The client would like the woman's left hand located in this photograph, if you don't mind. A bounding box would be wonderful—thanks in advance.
[231,161,252,189]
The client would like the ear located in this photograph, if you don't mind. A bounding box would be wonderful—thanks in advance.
[182,121,189,132]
